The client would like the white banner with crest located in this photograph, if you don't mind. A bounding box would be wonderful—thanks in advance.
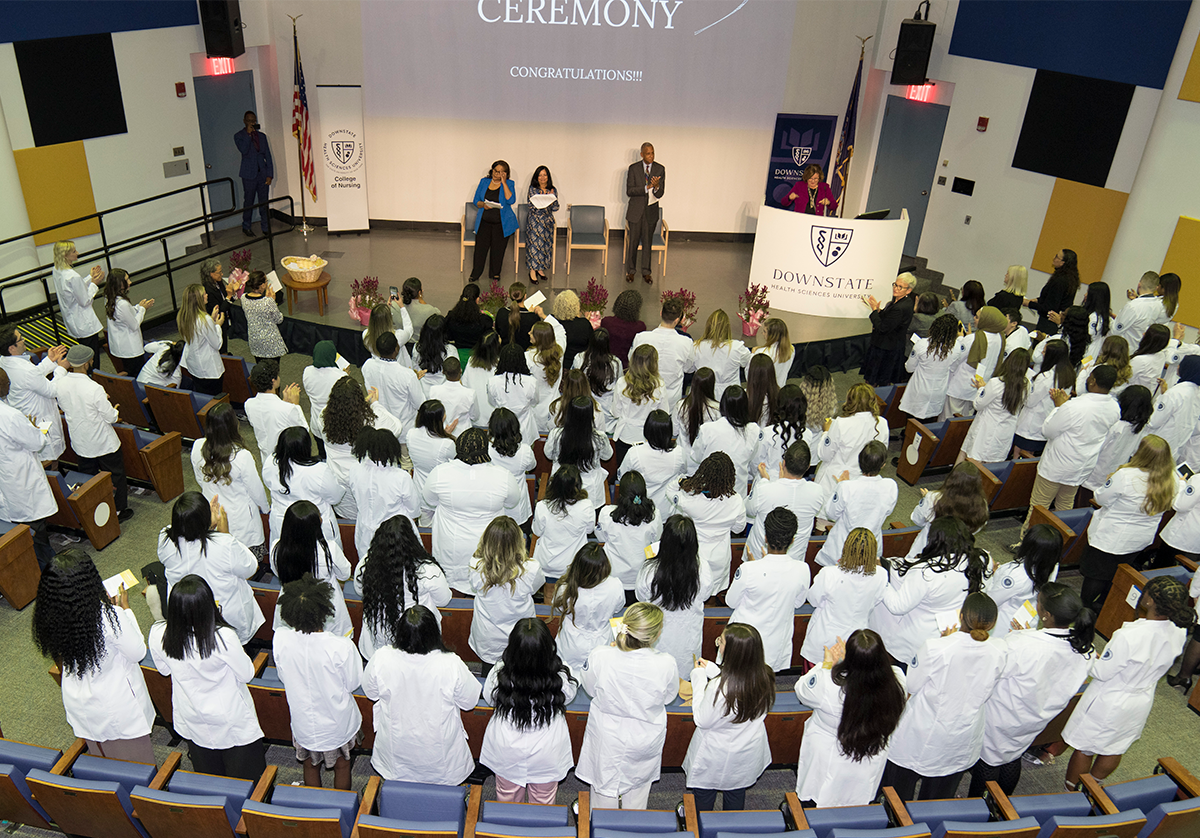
[747,206,910,319]
[315,85,369,233]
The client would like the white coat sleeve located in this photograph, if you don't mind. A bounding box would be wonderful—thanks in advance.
[725,564,748,606]
[689,666,727,728]
[393,306,414,346]
[452,657,484,711]
[730,495,748,534]
[421,564,453,608]
[545,315,567,351]
[1092,473,1124,509]
[113,607,148,664]
[340,639,365,692]
[1172,476,1200,513]
[882,568,930,616]
[219,629,257,684]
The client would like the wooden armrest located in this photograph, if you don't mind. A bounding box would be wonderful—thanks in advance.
[575,790,590,836]
[1157,757,1200,799]
[783,792,809,830]
[882,787,913,827]
[149,751,183,790]
[1031,505,1075,541]
[985,780,1020,821]
[237,765,278,835]
[1089,498,1101,508]
[463,783,482,838]
[683,793,698,834]
[68,471,114,505]
[1081,774,1118,815]
[888,521,905,530]
[197,394,230,420]
[1177,555,1199,573]
[537,473,549,500]
[351,777,382,838]
[51,738,87,774]
[252,651,269,677]
[48,663,62,687]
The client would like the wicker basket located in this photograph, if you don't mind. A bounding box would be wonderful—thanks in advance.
[281,256,328,284]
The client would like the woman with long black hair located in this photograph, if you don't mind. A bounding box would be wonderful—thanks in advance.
[986,524,1062,639]
[1025,248,1080,334]
[262,426,344,549]
[636,514,712,677]
[271,500,352,638]
[545,396,613,509]
[191,402,270,557]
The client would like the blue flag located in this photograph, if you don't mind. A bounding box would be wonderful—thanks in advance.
[831,54,863,214]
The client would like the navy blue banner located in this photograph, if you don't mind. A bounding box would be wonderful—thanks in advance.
[765,113,839,211]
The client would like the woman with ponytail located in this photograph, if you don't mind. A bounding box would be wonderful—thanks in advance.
[985,524,1061,639]
[942,306,1006,419]
[970,582,1094,796]
[958,347,1030,463]
[882,592,1005,800]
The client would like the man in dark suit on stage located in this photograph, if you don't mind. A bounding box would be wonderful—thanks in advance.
[234,110,274,237]
[625,142,665,284]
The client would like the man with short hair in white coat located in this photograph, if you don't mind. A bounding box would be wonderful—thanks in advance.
[1112,271,1167,349]
[0,325,68,463]
[631,297,694,405]
[745,441,826,563]
[0,368,59,567]
[815,441,897,566]
[362,332,423,434]
[426,357,479,435]
[244,360,306,462]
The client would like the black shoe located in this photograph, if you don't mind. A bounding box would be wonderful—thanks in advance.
[118,508,135,523]
[1167,671,1193,690]
[242,227,254,237]
[626,272,635,283]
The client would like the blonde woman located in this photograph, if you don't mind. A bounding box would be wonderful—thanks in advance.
[688,309,751,399]
[942,306,1006,419]
[1075,335,1132,395]
[526,321,564,433]
[801,528,888,670]
[467,516,544,670]
[363,302,414,365]
[552,289,594,368]
[176,283,225,395]
[1079,435,1180,613]
[813,383,888,498]
[750,317,795,388]
[987,265,1028,311]
[612,343,667,462]
[575,602,678,809]
[52,240,104,356]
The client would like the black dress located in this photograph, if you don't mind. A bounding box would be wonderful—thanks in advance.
[861,294,915,386]
[1029,274,1075,334]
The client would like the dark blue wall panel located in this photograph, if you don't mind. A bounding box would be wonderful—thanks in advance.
[0,1,199,44]
[948,0,1191,89]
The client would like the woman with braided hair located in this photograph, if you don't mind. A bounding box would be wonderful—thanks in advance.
[32,549,156,763]
[356,516,451,660]
[1063,575,1192,787]
[667,452,747,597]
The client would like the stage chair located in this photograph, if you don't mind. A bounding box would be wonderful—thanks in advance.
[144,385,228,441]
[514,204,558,279]
[566,205,609,277]
[221,355,255,407]
[0,522,41,609]
[875,384,909,432]
[356,779,476,838]
[45,469,121,550]
[242,782,361,838]
[1086,758,1200,838]
[701,605,812,670]
[460,203,480,273]
[25,742,158,838]
[93,370,155,428]
[115,424,185,502]
[896,417,973,485]
[976,459,1041,513]
[650,217,669,278]
[0,736,64,831]
[420,527,433,554]
[799,800,892,838]
[130,752,273,838]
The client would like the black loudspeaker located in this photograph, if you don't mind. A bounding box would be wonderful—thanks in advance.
[199,0,245,59]
[891,19,936,85]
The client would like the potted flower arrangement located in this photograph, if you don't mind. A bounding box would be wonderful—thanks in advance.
[738,283,770,337]
[349,275,384,326]
[479,279,509,317]
[579,277,608,328]
[229,248,252,297]
[661,287,698,331]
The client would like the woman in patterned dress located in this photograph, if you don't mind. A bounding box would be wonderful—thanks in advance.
[525,166,559,285]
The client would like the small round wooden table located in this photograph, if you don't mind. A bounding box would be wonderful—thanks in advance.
[280,270,331,316]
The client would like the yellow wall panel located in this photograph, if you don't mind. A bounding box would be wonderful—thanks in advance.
[13,141,100,246]
[1178,31,1200,103]
[1031,178,1128,285]
[1162,216,1200,327]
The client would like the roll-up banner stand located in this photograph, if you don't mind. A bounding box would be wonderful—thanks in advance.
[316,85,369,234]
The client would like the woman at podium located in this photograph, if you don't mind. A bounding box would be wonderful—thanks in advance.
[782,164,838,217]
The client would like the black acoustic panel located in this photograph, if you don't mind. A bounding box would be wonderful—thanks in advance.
[1012,69,1133,187]
[14,33,126,146]
[951,177,975,196]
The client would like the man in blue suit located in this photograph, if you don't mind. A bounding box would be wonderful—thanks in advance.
[234,110,273,236]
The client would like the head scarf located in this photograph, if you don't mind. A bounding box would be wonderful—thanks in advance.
[968,306,1006,366]
[1179,355,1200,387]
[455,427,491,465]
[312,341,337,368]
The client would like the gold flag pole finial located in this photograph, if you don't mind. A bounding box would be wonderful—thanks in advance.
[856,34,873,60]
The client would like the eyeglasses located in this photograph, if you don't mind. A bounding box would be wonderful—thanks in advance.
[892,282,905,288]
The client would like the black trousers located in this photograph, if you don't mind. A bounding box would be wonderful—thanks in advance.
[17,518,54,569]
[188,739,267,781]
[689,786,747,811]
[116,353,148,379]
[881,761,964,800]
[471,219,510,281]
[189,374,225,396]
[625,204,660,276]
[967,757,1022,798]
[79,449,128,512]
[74,332,102,358]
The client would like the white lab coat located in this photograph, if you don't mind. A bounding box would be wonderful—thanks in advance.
[1062,618,1186,754]
[0,354,66,461]
[158,530,265,644]
[961,379,1019,462]
[148,623,263,749]
[60,606,155,743]
[887,631,1006,776]
[945,335,1004,405]
[869,565,971,664]
[467,557,543,663]
[190,444,269,549]
[815,475,898,566]
[688,340,751,399]
[1081,421,1144,492]
[689,418,763,498]
[758,425,820,477]
[487,373,540,446]
[480,663,578,784]
[362,647,482,783]
[1037,393,1122,485]
[979,628,1089,765]
[618,443,687,515]
[302,366,349,441]
[272,626,364,752]
[347,458,420,561]
[544,428,614,509]
[632,327,695,405]
[984,560,1058,640]
[355,561,452,661]
[181,316,223,380]
[1145,381,1200,457]
[1089,468,1179,555]
[1006,326,1033,355]
[137,342,184,389]
[1084,313,1111,361]
[106,298,147,359]
[54,371,119,457]
[750,345,794,389]
[795,665,906,807]
[0,400,57,523]
[555,575,626,677]
[813,412,889,498]
[427,380,479,433]
[573,354,624,433]
[801,566,888,664]
[1112,295,1168,350]
[244,392,307,462]
[325,406,406,522]
[489,443,536,524]
[406,427,457,524]
[1128,348,1169,392]
[595,505,663,590]
[901,337,967,419]
[666,480,747,596]
[532,498,596,577]
[415,346,457,394]
[673,398,720,466]
[575,645,679,796]
[636,556,713,677]
[1162,474,1200,553]
[525,348,563,432]
[745,476,826,563]
[53,265,102,338]
[612,378,668,445]
[462,362,497,426]
[268,538,353,639]
[683,663,771,789]
[362,357,423,434]
[726,554,810,671]
[261,457,343,549]
[361,308,415,361]
[423,460,522,590]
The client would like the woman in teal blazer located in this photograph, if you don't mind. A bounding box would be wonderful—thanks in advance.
[470,160,518,283]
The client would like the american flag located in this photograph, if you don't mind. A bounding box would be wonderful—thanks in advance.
[292,30,316,201]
